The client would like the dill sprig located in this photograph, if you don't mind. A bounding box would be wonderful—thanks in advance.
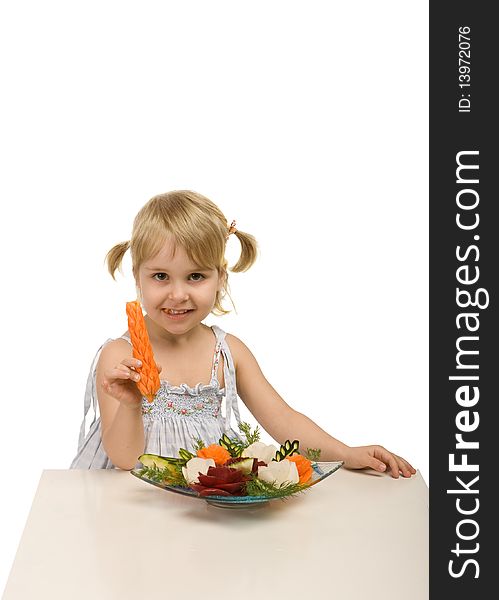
[244,476,310,499]
[304,447,322,461]
[218,422,260,457]
[238,421,261,446]
[192,437,206,452]
[138,463,189,488]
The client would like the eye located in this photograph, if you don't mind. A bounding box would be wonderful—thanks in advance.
[153,273,168,281]
[189,273,205,281]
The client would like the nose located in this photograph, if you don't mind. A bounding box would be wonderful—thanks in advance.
[167,281,189,303]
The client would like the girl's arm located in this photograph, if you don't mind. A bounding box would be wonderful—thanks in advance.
[95,340,146,470]
[228,335,415,478]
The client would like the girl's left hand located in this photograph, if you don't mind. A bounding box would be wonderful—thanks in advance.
[343,445,416,478]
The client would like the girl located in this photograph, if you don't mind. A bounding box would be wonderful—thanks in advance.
[71,190,415,478]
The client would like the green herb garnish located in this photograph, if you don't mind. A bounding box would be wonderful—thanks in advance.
[192,437,206,452]
[138,463,189,487]
[244,476,310,499]
[304,448,322,461]
[238,421,261,445]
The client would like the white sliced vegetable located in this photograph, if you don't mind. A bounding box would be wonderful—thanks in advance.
[242,441,278,464]
[257,459,299,486]
[181,457,215,484]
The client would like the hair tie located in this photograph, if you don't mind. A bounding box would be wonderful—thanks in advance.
[226,220,237,240]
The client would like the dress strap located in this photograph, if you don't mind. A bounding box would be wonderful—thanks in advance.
[77,338,113,450]
[209,325,225,382]
[211,327,242,431]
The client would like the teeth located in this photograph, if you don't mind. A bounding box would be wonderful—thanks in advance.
[167,309,189,315]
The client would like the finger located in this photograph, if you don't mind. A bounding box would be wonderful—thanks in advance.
[115,366,136,379]
[379,452,400,478]
[402,457,417,474]
[388,456,402,478]
[105,367,141,382]
[366,456,388,474]
[387,453,415,477]
[374,447,400,478]
[120,358,143,371]
[119,361,143,377]
[395,455,416,477]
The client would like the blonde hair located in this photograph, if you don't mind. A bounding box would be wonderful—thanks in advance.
[106,190,258,315]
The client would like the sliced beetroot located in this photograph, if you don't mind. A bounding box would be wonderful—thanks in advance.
[198,473,228,486]
[205,466,242,482]
[192,480,245,494]
[198,473,245,487]
[211,481,245,493]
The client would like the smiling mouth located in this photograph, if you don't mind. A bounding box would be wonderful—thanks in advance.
[163,309,193,315]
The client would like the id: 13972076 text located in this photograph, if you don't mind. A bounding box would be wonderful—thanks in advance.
[458,26,471,113]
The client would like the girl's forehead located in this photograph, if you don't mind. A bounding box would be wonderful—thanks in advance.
[140,240,215,271]
[150,238,180,261]
[143,241,192,267]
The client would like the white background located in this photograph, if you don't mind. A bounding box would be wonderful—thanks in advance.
[0,1,428,592]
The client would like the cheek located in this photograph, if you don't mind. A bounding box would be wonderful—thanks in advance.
[136,274,146,293]
[137,280,160,304]
[200,283,220,304]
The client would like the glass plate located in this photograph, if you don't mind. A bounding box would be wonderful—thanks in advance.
[131,461,343,508]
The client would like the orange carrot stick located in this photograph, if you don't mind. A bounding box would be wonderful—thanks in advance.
[125,300,160,402]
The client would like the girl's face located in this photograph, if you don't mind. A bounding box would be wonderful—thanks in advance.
[136,239,223,336]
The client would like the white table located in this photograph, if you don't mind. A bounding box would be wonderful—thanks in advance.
[2,468,428,600]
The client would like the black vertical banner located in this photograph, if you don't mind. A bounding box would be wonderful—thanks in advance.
[430,3,496,597]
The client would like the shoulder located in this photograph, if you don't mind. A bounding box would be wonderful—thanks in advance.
[96,336,133,372]
[224,333,260,371]
[225,333,249,353]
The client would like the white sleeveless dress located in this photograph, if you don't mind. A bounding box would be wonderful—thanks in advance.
[70,325,243,469]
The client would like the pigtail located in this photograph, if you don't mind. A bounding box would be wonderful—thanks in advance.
[105,241,130,279]
[230,230,258,273]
